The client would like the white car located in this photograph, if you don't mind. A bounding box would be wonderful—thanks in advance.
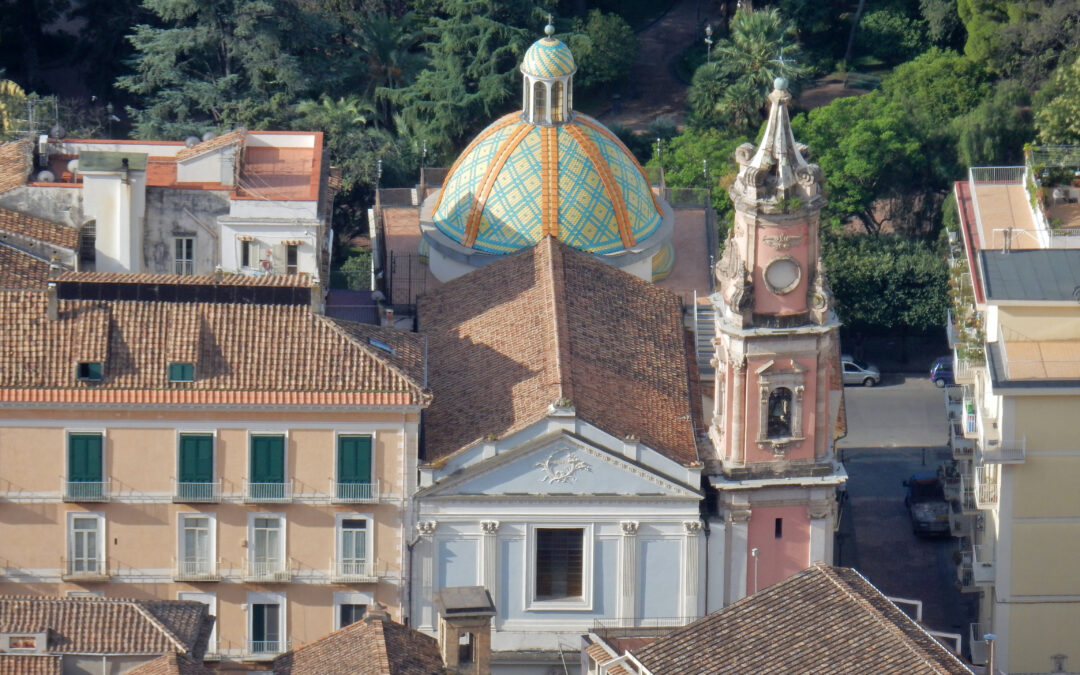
[841,355,880,387]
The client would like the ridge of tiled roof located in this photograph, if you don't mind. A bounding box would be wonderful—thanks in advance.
[175,128,246,160]
[0,208,79,249]
[56,270,312,287]
[0,241,52,290]
[126,652,211,675]
[0,291,428,406]
[0,139,31,194]
[0,596,212,657]
[418,237,700,466]
[630,564,973,674]
[273,614,445,674]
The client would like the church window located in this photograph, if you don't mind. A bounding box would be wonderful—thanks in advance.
[551,82,564,122]
[775,518,783,538]
[533,81,547,123]
[767,388,792,438]
[535,527,583,600]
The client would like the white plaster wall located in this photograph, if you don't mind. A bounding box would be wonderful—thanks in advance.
[219,222,318,276]
[176,150,224,183]
[246,133,315,148]
[59,141,184,157]
[228,199,318,220]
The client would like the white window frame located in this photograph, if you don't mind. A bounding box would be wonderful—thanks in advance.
[178,591,217,655]
[246,590,286,656]
[66,511,105,573]
[335,512,374,574]
[65,428,107,483]
[332,590,374,630]
[174,236,195,275]
[240,239,257,269]
[177,512,217,575]
[246,430,290,482]
[333,431,377,484]
[248,512,286,571]
[524,523,594,612]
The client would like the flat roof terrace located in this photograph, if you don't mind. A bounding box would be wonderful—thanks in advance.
[969,168,1040,251]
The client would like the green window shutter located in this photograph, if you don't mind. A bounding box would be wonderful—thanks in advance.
[251,436,285,483]
[178,434,213,482]
[169,363,195,381]
[69,434,103,482]
[337,436,372,484]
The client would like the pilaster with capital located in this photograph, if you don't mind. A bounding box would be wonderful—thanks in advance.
[415,521,437,629]
[617,521,639,623]
[681,521,703,619]
[480,520,500,599]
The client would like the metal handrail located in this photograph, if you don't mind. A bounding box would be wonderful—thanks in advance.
[330,479,380,504]
[62,480,110,502]
[244,557,292,582]
[61,557,108,579]
[173,479,222,503]
[173,557,222,581]
[243,480,293,504]
[330,558,378,583]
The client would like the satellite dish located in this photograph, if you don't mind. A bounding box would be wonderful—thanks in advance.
[50,124,66,139]
[184,136,200,148]
[201,131,216,142]
[37,170,55,182]
[67,159,78,174]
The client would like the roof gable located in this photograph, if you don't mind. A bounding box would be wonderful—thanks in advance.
[273,614,444,675]
[0,208,79,250]
[418,237,699,466]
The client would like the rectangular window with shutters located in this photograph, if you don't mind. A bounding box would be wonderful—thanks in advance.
[177,514,215,579]
[335,435,374,502]
[168,362,195,382]
[285,244,298,275]
[174,237,194,275]
[334,515,372,581]
[533,527,586,603]
[66,433,104,501]
[249,515,286,582]
[248,591,284,655]
[248,434,287,502]
[176,434,216,502]
[66,513,104,576]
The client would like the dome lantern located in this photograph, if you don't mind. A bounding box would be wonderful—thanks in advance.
[521,19,576,126]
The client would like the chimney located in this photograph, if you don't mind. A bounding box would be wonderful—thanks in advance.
[310,278,324,315]
[46,282,58,320]
[363,602,390,624]
[434,586,496,674]
[213,266,224,284]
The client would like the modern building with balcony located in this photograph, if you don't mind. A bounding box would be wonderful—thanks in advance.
[0,272,429,664]
[945,151,1080,672]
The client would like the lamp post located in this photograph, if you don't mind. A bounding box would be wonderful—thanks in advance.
[705,25,714,64]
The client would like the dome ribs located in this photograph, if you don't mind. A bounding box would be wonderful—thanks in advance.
[564,123,634,248]
[462,123,534,249]
[575,115,663,215]
[431,113,521,215]
[541,125,559,238]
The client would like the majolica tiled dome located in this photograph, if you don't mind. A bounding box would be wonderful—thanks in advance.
[521,36,576,78]
[431,112,663,255]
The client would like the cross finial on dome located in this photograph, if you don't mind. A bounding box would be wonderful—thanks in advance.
[545,15,555,36]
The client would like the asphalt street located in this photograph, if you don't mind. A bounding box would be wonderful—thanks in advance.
[835,374,977,648]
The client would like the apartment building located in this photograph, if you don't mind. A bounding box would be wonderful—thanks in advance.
[947,161,1080,673]
[0,273,428,663]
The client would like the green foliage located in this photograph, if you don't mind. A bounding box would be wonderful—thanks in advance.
[881,49,990,129]
[336,248,373,291]
[687,8,805,134]
[957,0,1010,64]
[566,10,637,91]
[920,0,964,48]
[117,0,325,138]
[956,80,1032,166]
[1035,53,1080,144]
[822,233,948,334]
[855,9,929,66]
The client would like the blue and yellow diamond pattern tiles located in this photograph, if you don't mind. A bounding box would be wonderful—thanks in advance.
[432,114,663,256]
[521,37,576,78]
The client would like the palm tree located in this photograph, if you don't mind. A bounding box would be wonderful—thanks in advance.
[355,12,426,126]
[0,77,26,139]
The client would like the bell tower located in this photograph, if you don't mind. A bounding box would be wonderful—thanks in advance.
[706,78,847,607]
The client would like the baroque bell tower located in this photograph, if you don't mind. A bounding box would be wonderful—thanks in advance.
[705,78,847,607]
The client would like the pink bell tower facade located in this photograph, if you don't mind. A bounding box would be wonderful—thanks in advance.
[705,79,847,608]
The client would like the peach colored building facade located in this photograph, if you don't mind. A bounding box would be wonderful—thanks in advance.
[0,277,427,666]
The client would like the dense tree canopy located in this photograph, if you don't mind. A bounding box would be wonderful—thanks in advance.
[1035,53,1080,144]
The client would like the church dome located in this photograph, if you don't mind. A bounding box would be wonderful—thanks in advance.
[430,112,663,255]
[521,35,576,78]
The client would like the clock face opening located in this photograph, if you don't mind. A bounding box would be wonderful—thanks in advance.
[764,257,801,294]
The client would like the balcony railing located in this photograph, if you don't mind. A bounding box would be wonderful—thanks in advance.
[173,480,222,503]
[330,558,378,583]
[950,421,975,460]
[954,357,978,384]
[331,479,380,504]
[173,557,221,582]
[972,544,995,584]
[243,481,292,504]
[975,466,1000,508]
[969,623,989,665]
[244,558,292,582]
[981,438,1026,464]
[247,640,286,658]
[61,557,109,581]
[62,480,110,502]
[956,467,978,513]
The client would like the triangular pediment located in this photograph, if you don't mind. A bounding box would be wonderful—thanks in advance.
[420,433,699,499]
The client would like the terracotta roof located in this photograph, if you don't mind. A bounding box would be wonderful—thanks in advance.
[629,564,973,674]
[0,140,30,194]
[0,291,428,406]
[0,654,60,674]
[273,614,445,675]
[126,652,211,675]
[0,208,79,249]
[56,271,312,287]
[418,237,699,466]
[175,129,246,161]
[0,243,51,289]
[0,596,213,658]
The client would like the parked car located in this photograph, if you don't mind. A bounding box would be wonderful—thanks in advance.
[841,355,880,387]
[930,356,954,388]
[904,474,950,536]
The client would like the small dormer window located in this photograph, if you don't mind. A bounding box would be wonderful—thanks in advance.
[1,632,47,652]
[368,338,395,356]
[169,362,195,382]
[77,362,102,381]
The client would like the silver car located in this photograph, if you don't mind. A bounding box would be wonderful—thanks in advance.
[841,355,880,387]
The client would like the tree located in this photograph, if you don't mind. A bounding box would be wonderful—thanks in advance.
[822,233,948,335]
[881,49,991,129]
[0,77,26,138]
[854,9,929,66]
[117,0,326,138]
[359,12,426,122]
[566,10,637,91]
[920,0,964,48]
[1035,53,1080,144]
[687,7,804,134]
[957,81,1032,166]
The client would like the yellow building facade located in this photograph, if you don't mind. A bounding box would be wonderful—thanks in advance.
[0,276,428,665]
